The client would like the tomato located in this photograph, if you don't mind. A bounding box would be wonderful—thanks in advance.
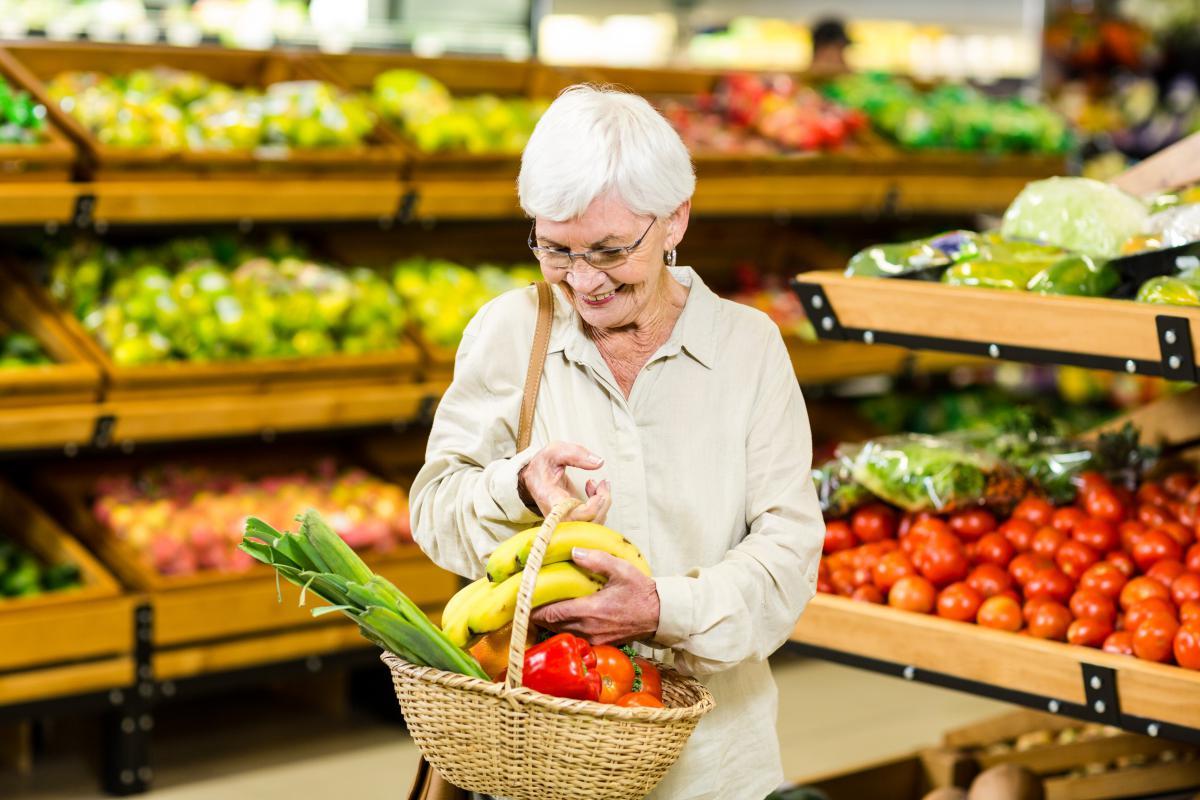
[1023,596,1050,622]
[1120,576,1171,611]
[1009,553,1053,587]
[1133,615,1180,663]
[830,569,856,597]
[918,536,970,588]
[1160,521,1195,550]
[1077,472,1110,496]
[872,551,916,593]
[593,645,636,704]
[888,575,936,614]
[1189,484,1200,506]
[615,691,664,708]
[823,520,857,554]
[1052,507,1087,533]
[852,567,873,588]
[936,582,983,622]
[817,576,833,594]
[1074,518,1118,553]
[1139,504,1170,529]
[967,564,1013,599]
[975,532,1015,567]
[1014,497,1054,527]
[1164,472,1198,499]
[1175,623,1200,670]
[1103,630,1135,655]
[1183,600,1200,626]
[1068,617,1113,648]
[1125,598,1177,631]
[1056,540,1099,581]
[1118,520,1148,552]
[1032,527,1067,559]
[632,657,662,700]
[1024,567,1074,605]
[1000,518,1037,552]
[1079,562,1128,600]
[826,550,853,574]
[1180,503,1199,529]
[949,509,997,542]
[977,595,1023,632]
[1132,530,1183,572]
[1188,543,1200,573]
[1147,559,1186,589]
[910,517,951,541]
[1027,602,1073,641]
[851,584,884,604]
[1172,573,1200,608]
[1070,589,1116,623]
[1138,482,1170,507]
[1085,489,1125,523]
[1107,550,1137,577]
[852,503,897,544]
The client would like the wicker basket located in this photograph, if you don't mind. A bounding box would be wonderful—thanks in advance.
[384,499,715,800]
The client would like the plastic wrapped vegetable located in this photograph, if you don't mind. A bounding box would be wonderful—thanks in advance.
[813,458,873,517]
[1001,177,1149,259]
[845,230,980,277]
[1142,204,1200,249]
[839,434,1027,513]
[1026,255,1119,296]
[1136,269,1200,306]
[942,259,1044,290]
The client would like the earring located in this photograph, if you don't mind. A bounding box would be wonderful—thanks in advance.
[665,248,677,267]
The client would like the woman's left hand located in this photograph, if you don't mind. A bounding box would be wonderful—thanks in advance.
[529,547,660,645]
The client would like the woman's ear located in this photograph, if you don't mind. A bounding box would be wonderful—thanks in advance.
[665,200,692,251]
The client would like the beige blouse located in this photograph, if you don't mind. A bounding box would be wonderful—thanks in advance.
[411,267,824,800]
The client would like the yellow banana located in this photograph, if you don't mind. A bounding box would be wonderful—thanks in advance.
[440,577,491,648]
[466,562,604,637]
[485,521,652,583]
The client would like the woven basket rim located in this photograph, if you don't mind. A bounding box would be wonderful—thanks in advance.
[381,651,715,722]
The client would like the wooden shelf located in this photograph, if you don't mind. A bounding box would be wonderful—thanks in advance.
[787,339,909,384]
[793,272,1200,380]
[0,182,79,225]
[792,594,1200,736]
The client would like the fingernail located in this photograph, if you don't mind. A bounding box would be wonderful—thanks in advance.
[572,547,590,560]
[587,454,603,466]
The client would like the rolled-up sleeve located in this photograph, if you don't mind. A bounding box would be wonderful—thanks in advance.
[410,296,542,579]
[653,333,824,675]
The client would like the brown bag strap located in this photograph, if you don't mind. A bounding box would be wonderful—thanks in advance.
[517,281,553,452]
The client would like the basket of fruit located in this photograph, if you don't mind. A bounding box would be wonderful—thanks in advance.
[383,499,715,800]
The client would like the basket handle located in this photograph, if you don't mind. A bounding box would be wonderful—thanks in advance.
[504,498,581,690]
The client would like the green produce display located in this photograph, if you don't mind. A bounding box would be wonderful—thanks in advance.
[0,538,81,599]
[1001,177,1148,259]
[813,458,872,517]
[1136,270,1200,306]
[372,69,547,154]
[824,73,1071,154]
[48,235,407,365]
[392,258,541,347]
[0,76,47,144]
[0,331,50,367]
[845,230,980,278]
[48,69,375,151]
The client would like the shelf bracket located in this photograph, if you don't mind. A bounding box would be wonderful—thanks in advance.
[92,414,116,449]
[73,193,95,229]
[791,281,845,341]
[1081,663,1120,725]
[1157,315,1196,382]
[396,189,419,224]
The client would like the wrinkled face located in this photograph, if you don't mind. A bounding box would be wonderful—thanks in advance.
[532,193,689,331]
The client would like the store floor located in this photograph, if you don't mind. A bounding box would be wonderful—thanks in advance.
[2,651,1007,799]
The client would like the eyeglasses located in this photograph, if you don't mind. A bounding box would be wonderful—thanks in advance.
[528,219,656,271]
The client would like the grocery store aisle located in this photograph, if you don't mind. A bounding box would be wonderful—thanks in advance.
[1,653,1006,799]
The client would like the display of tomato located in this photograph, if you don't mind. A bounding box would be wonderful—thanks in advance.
[633,657,662,700]
[1120,576,1170,611]
[975,532,1015,567]
[1125,598,1177,632]
[1056,540,1099,580]
[1159,521,1195,550]
[593,645,635,704]
[1024,567,1074,604]
[1133,615,1180,663]
[1132,530,1183,572]
[1164,473,1197,498]
[1138,482,1169,507]
[977,595,1023,632]
[1188,544,1200,573]
[1000,518,1037,552]
[918,536,969,587]
[852,584,884,603]
[1146,559,1186,589]
[1068,617,1113,648]
[1051,506,1086,533]
[1172,573,1200,607]
[936,582,983,622]
[1103,630,1135,655]
[1014,497,1054,527]
[949,509,996,541]
[1183,600,1200,626]
[967,564,1012,599]
[1175,622,1200,670]
[1074,518,1118,553]
[1027,601,1072,641]
[852,503,896,543]
[1009,553,1052,587]
[1078,562,1127,600]
[1084,488,1125,522]
[1032,527,1068,559]
[1139,504,1170,529]
[889,575,936,613]
[823,520,857,554]
[872,551,916,592]
[1069,589,1116,623]
[1107,550,1137,577]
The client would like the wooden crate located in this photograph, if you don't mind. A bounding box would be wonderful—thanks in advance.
[0,42,404,181]
[37,447,458,664]
[0,51,76,182]
[790,749,972,800]
[16,266,423,401]
[0,272,101,408]
[0,480,135,706]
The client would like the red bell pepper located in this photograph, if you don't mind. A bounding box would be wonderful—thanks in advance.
[518,633,601,701]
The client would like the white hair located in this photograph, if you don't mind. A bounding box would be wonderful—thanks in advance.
[518,84,695,221]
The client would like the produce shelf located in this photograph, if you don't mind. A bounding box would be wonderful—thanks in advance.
[792,594,1200,744]
[0,481,136,708]
[793,271,1200,381]
[0,182,79,225]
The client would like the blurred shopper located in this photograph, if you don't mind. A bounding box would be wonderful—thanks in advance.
[808,16,853,79]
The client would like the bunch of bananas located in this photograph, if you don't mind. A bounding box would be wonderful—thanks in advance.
[441,522,652,648]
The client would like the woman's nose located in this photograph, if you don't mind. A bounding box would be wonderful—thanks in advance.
[566,266,607,294]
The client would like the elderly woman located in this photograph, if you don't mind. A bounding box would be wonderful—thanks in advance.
[410,85,824,800]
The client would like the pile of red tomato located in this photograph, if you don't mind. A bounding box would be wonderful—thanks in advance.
[819,470,1200,670]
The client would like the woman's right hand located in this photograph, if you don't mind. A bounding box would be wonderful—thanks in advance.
[517,441,611,523]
